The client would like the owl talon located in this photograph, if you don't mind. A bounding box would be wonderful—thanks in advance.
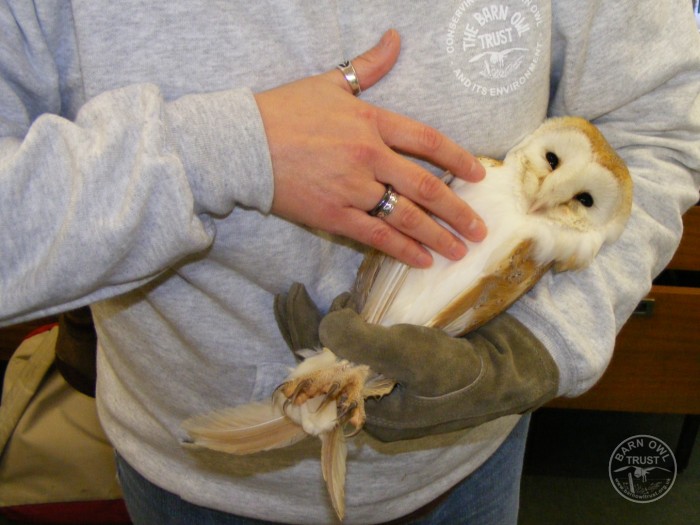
[337,400,356,421]
[344,424,363,439]
[290,378,312,404]
[279,378,313,409]
[315,382,341,413]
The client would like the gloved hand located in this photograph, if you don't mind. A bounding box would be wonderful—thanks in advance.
[274,283,559,442]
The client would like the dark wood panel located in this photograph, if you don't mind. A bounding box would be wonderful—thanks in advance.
[668,205,700,271]
[549,286,700,414]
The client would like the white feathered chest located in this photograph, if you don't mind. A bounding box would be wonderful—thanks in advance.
[360,163,541,335]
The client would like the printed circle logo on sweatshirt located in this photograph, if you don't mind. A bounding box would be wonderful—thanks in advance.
[445,1,545,97]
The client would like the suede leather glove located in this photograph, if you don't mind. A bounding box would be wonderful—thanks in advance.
[320,308,558,441]
[274,282,323,354]
[274,283,559,442]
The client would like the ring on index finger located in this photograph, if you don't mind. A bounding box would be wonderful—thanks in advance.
[369,185,399,219]
[337,61,362,96]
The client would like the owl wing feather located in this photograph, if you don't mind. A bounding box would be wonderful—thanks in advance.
[427,239,551,336]
[355,250,410,325]
[182,402,307,455]
[351,248,385,310]
[321,425,347,521]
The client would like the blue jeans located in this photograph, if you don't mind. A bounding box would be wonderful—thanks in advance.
[116,415,529,525]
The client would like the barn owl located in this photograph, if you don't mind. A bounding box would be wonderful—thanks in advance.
[183,117,633,520]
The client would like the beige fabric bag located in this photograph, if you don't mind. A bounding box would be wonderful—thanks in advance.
[0,326,128,523]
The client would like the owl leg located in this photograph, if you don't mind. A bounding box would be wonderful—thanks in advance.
[277,358,371,432]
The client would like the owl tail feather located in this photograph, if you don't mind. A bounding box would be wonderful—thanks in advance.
[182,401,308,455]
[321,424,348,521]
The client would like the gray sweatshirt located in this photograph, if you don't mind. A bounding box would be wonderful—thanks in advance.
[1,1,699,523]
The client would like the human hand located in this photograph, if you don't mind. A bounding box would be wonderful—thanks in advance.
[255,30,487,268]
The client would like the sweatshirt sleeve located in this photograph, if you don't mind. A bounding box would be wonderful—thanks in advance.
[0,2,274,326]
[509,1,700,396]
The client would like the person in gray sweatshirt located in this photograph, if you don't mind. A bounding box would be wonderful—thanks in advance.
[1,2,699,524]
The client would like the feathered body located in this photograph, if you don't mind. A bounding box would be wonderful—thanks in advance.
[184,117,633,520]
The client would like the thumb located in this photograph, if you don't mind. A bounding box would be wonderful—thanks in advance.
[329,29,401,93]
[319,309,413,382]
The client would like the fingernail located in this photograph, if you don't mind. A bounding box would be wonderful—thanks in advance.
[380,29,395,48]
[468,218,487,240]
[450,241,467,260]
[469,159,486,181]
[415,250,433,268]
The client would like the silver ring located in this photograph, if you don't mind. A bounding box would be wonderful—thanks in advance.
[369,185,399,219]
[337,60,362,96]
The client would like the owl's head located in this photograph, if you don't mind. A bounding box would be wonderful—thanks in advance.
[505,117,633,270]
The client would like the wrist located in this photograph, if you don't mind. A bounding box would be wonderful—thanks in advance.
[167,88,274,215]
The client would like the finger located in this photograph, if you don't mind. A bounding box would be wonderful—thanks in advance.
[342,209,434,268]
[374,154,487,243]
[380,195,469,261]
[325,29,401,94]
[359,182,468,260]
[377,109,486,183]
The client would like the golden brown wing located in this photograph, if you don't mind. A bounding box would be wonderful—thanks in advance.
[427,239,551,336]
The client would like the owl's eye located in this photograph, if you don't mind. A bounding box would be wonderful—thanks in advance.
[545,152,559,170]
[575,192,594,207]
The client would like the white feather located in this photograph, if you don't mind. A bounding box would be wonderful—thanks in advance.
[321,425,347,521]
[182,401,307,454]
[287,394,339,435]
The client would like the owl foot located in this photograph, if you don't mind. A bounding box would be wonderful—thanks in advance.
[277,355,371,433]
